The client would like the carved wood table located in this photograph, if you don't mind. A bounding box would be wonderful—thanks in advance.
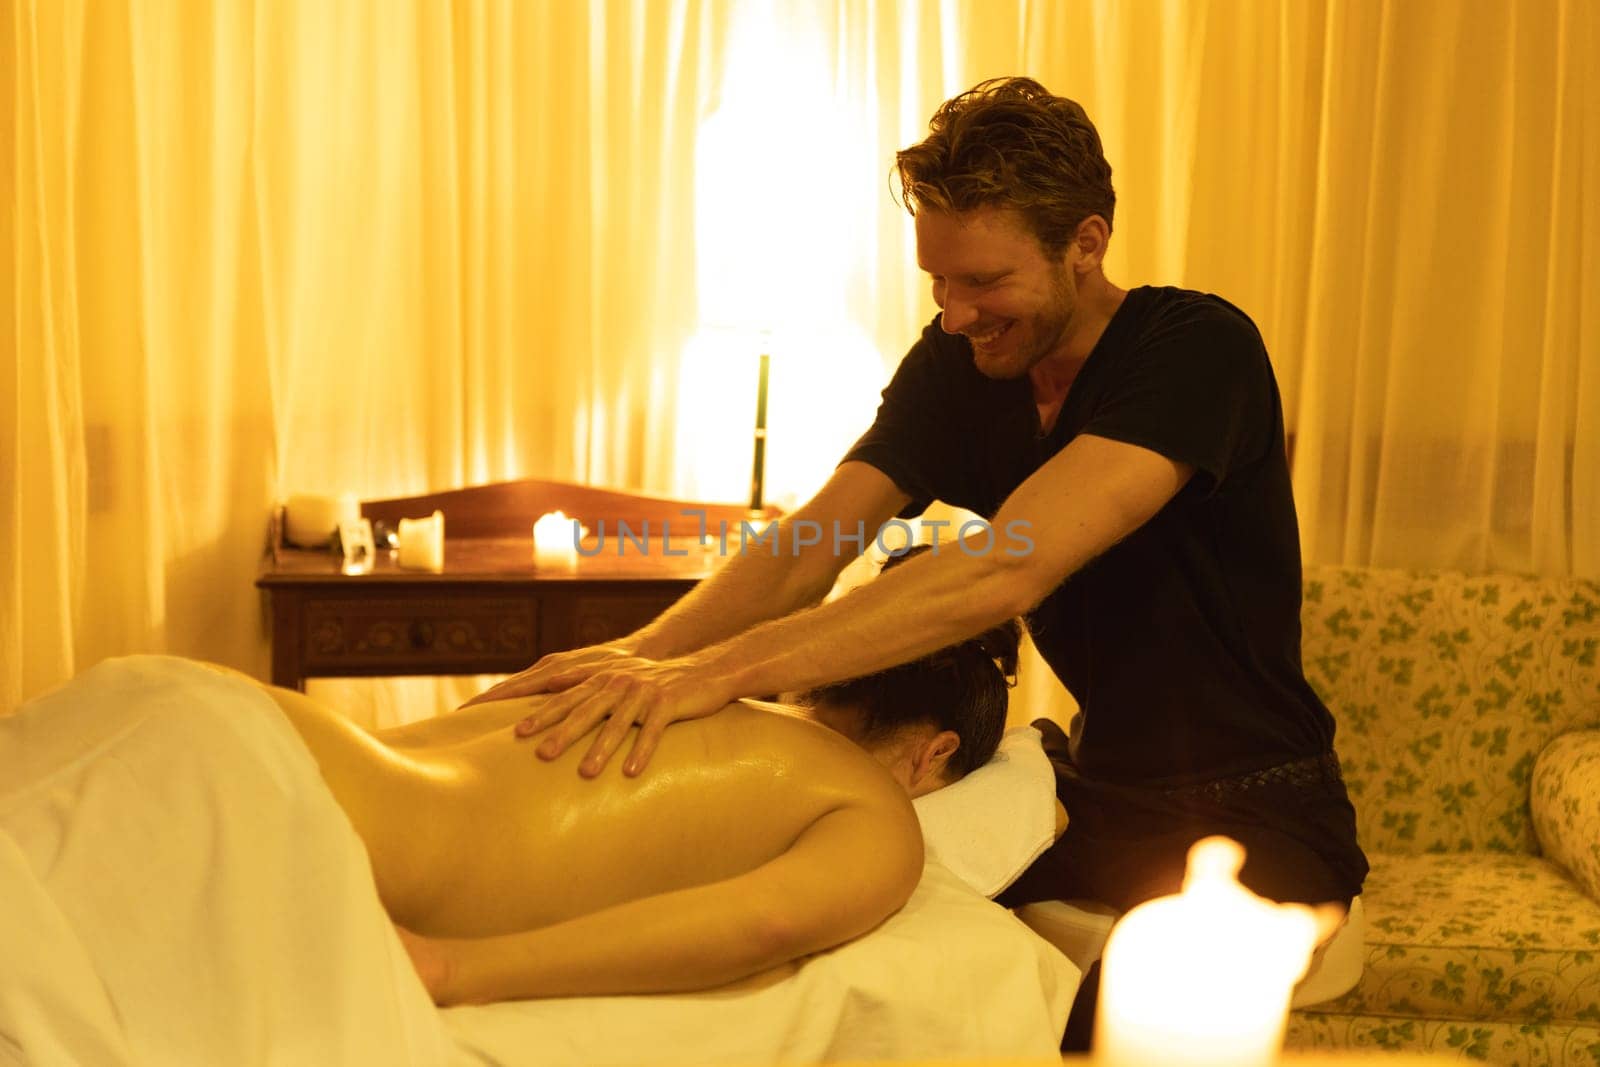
[256,480,776,691]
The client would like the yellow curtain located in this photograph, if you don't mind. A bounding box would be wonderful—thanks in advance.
[6,0,1595,718]
[750,0,1597,727]
[3,0,734,715]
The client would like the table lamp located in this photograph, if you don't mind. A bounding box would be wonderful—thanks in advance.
[748,350,771,511]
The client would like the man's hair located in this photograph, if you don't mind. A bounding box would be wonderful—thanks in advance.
[800,545,1021,779]
[894,76,1115,256]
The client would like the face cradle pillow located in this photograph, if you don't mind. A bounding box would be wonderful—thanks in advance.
[912,725,1058,898]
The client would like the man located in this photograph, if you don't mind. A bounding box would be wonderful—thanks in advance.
[471,76,1366,1037]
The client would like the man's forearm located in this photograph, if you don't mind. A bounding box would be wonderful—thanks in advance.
[629,520,846,660]
[695,434,1195,701]
[700,545,1034,701]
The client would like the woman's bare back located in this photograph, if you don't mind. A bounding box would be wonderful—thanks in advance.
[259,685,916,940]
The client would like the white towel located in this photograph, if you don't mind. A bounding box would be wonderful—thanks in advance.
[913,725,1058,898]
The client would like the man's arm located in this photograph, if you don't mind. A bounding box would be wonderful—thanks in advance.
[701,433,1193,699]
[404,791,924,1004]
[527,433,1192,776]
[632,463,912,660]
[463,462,909,708]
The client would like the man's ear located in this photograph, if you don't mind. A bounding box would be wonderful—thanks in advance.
[910,730,962,792]
[1069,214,1111,274]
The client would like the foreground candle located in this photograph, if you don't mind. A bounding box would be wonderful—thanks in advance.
[396,510,445,572]
[533,511,580,573]
[1095,836,1320,1067]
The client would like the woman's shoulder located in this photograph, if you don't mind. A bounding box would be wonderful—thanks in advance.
[703,700,911,807]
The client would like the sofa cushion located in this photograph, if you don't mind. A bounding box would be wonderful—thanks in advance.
[1301,566,1600,853]
[1299,852,1600,1026]
[1286,1010,1600,1063]
[1534,730,1600,903]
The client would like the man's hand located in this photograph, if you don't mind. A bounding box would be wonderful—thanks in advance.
[513,655,738,778]
[461,642,637,708]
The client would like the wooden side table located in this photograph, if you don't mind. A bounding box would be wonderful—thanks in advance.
[257,480,778,691]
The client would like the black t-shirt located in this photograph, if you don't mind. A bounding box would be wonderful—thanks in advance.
[844,286,1367,903]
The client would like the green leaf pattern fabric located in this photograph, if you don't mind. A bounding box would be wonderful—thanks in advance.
[1301,566,1600,854]
[1534,731,1600,905]
[1284,567,1600,1064]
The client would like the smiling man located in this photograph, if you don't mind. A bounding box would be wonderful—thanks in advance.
[469,77,1367,1046]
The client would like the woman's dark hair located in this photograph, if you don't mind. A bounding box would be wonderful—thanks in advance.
[800,544,1021,778]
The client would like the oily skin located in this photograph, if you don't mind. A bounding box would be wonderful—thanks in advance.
[251,680,926,1003]
[799,700,960,798]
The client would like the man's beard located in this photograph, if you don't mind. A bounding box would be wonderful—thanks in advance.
[973,274,1074,380]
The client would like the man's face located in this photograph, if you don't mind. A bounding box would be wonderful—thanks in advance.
[914,205,1076,379]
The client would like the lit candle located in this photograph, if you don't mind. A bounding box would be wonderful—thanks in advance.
[533,510,581,573]
[1094,836,1320,1067]
[396,510,445,572]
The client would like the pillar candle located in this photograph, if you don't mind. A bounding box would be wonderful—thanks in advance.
[396,510,445,572]
[533,511,580,573]
[1094,836,1321,1067]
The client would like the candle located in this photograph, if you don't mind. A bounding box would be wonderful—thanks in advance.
[1094,836,1320,1067]
[284,493,359,548]
[533,510,581,573]
[396,510,445,572]
[338,517,376,575]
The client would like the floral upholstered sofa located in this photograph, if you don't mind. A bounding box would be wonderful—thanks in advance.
[1284,565,1600,1064]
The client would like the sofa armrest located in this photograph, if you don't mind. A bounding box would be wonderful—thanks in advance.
[1532,728,1600,902]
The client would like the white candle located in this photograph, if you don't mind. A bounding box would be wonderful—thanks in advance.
[396,510,445,572]
[533,511,581,573]
[1094,836,1321,1067]
[284,493,359,548]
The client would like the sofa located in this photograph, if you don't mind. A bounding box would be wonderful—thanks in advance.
[1284,565,1600,1065]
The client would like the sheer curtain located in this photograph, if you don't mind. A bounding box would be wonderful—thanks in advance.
[4,0,733,715]
[6,0,1595,719]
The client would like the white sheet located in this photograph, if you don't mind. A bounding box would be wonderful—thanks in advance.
[442,855,1074,1066]
[0,656,451,1067]
[0,656,1075,1066]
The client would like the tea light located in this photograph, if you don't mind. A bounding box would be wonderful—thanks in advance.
[396,510,445,572]
[1095,836,1321,1067]
[533,511,580,573]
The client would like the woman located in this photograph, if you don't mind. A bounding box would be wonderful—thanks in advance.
[236,581,1020,1007]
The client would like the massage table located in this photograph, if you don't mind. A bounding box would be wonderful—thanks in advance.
[0,656,1077,1066]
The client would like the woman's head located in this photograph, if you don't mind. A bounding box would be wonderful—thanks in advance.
[801,545,1021,795]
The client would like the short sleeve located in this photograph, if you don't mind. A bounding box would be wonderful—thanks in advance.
[1079,307,1274,495]
[840,321,975,518]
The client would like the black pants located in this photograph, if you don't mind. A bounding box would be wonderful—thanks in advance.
[999,720,1362,1052]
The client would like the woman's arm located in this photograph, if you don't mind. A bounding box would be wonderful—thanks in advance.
[405,792,924,1004]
